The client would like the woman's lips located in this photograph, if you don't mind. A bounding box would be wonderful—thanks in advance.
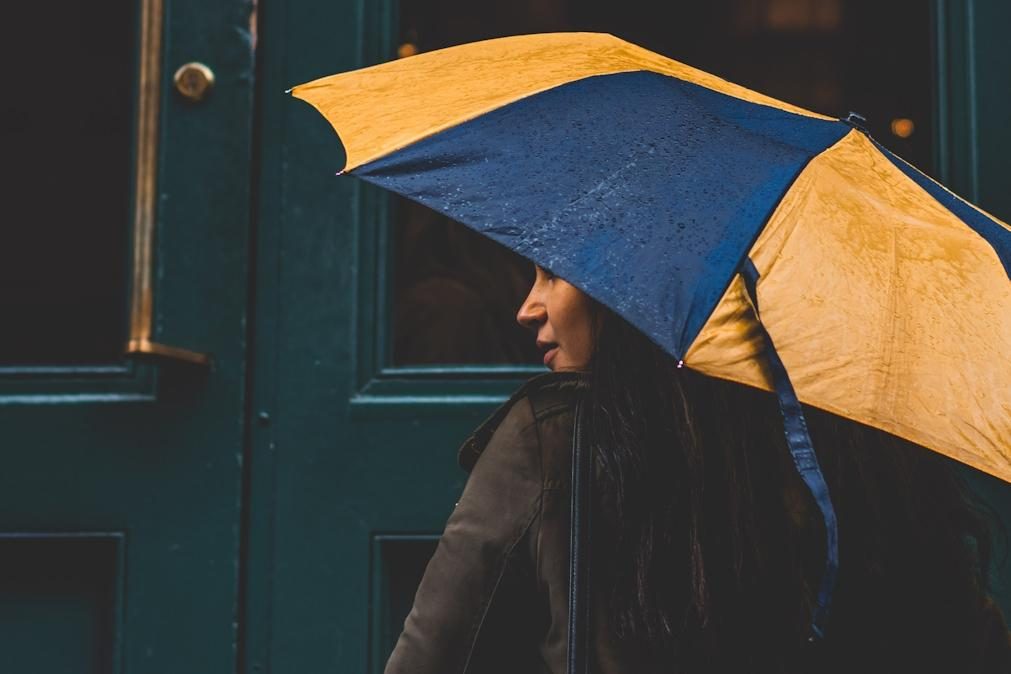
[543,346,559,367]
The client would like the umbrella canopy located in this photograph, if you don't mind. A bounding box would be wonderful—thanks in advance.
[289,32,1011,634]
[290,32,1010,481]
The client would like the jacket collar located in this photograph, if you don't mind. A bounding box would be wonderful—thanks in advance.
[457,370,587,471]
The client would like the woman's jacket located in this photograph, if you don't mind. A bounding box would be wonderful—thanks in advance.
[383,370,625,673]
[382,371,1011,674]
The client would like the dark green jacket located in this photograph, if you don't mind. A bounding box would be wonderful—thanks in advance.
[383,371,1011,673]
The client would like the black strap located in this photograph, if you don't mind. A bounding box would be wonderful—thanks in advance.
[741,257,838,641]
[567,395,592,674]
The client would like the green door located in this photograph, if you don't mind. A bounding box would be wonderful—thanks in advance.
[0,1,255,672]
[7,3,1005,674]
[253,2,1010,672]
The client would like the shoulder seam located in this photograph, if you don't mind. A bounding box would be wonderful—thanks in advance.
[533,401,572,422]
[457,372,586,471]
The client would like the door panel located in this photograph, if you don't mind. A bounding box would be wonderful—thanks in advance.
[0,1,256,672]
[1,535,120,674]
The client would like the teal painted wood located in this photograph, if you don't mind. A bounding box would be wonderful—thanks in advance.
[935,0,1011,212]
[0,1,257,672]
[957,2,1011,220]
[247,2,540,672]
[0,534,124,674]
[934,0,979,198]
[935,0,1011,616]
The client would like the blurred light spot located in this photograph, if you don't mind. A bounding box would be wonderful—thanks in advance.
[765,0,841,32]
[398,42,418,58]
[891,118,915,138]
[811,80,842,111]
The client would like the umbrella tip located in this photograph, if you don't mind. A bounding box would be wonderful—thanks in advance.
[335,169,345,176]
[284,87,293,94]
[676,359,684,369]
[842,111,868,132]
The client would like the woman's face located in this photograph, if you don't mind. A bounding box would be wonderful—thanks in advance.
[516,265,596,371]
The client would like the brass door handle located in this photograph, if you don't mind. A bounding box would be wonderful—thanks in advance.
[127,339,211,367]
[122,34,212,369]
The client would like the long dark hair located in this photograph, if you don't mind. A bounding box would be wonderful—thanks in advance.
[584,302,1001,671]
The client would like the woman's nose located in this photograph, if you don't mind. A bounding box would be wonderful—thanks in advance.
[516,293,545,329]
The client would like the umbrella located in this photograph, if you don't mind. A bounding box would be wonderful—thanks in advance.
[288,32,1011,638]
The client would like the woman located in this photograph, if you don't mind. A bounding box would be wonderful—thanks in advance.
[384,265,1011,673]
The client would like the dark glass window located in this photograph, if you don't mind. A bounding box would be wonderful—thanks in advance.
[392,0,933,366]
[0,3,136,364]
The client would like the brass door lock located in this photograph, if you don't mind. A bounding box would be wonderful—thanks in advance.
[173,62,215,102]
